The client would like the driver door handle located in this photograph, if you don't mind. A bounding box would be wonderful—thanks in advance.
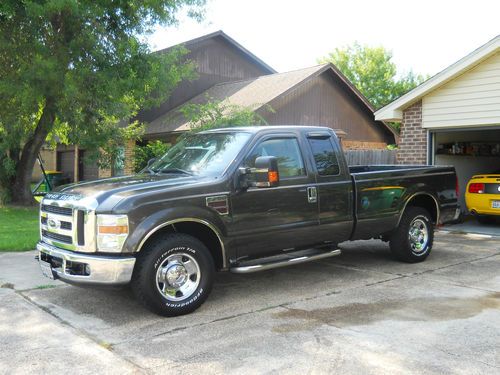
[307,186,317,203]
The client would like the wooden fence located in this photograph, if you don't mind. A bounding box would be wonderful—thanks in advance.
[344,149,397,165]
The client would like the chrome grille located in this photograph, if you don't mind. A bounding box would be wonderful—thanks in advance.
[42,230,73,244]
[40,216,72,230]
[40,197,98,253]
[41,204,73,216]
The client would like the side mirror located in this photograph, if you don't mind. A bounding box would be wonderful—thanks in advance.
[253,156,280,188]
[147,157,157,167]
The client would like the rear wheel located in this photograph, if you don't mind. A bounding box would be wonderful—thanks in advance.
[390,207,434,263]
[132,233,215,316]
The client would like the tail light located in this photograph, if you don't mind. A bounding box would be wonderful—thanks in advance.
[468,183,485,194]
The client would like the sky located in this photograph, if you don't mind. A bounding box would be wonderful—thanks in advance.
[148,0,500,78]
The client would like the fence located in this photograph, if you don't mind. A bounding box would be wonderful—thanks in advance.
[344,149,397,165]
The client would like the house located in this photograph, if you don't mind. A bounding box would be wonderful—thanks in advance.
[35,31,396,183]
[375,35,500,211]
[143,63,396,151]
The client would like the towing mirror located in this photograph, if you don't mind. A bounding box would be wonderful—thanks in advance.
[238,156,279,188]
[248,156,279,188]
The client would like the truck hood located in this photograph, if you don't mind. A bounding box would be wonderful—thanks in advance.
[53,174,205,208]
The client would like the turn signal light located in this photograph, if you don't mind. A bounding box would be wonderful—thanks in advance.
[468,183,485,194]
[98,225,129,234]
[268,171,279,184]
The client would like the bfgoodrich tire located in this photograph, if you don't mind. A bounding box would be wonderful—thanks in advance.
[390,207,434,263]
[132,233,215,316]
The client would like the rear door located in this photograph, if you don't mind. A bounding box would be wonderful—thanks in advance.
[229,133,319,259]
[306,132,354,244]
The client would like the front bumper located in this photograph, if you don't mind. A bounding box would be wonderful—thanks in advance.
[37,241,136,285]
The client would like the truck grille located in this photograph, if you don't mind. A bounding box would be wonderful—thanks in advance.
[42,230,73,244]
[41,204,73,216]
[40,216,72,230]
[40,198,96,252]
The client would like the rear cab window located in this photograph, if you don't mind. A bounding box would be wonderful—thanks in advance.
[308,137,340,176]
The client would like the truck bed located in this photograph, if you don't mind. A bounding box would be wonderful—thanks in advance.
[349,165,458,240]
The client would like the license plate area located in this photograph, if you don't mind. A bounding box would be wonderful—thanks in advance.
[492,201,500,209]
[39,259,55,280]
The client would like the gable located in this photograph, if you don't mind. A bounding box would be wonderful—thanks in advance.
[422,52,500,129]
[376,35,500,122]
[137,33,274,123]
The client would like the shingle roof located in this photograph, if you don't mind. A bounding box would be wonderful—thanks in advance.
[146,65,329,135]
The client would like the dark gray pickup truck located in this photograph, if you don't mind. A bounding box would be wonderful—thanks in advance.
[37,126,460,316]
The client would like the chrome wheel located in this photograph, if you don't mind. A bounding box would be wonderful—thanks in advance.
[408,218,429,254]
[156,253,201,302]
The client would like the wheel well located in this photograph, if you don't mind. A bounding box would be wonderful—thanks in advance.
[139,221,225,270]
[406,194,438,223]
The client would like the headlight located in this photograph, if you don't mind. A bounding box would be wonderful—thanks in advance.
[96,214,129,252]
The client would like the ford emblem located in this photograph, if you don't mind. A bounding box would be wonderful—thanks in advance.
[47,218,60,230]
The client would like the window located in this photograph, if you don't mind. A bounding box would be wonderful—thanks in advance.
[309,138,340,176]
[246,138,306,178]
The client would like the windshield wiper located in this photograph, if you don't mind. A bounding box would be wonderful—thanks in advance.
[157,167,193,176]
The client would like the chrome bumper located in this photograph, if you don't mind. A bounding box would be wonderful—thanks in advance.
[37,241,136,285]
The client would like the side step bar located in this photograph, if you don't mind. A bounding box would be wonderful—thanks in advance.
[230,249,341,274]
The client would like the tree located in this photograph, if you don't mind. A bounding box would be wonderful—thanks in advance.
[180,96,273,132]
[0,0,205,205]
[318,43,426,111]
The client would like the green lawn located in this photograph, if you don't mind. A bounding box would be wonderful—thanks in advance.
[0,206,39,252]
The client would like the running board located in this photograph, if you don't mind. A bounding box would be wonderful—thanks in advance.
[230,249,341,274]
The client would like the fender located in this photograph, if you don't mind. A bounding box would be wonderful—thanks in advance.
[123,205,228,267]
[396,192,440,227]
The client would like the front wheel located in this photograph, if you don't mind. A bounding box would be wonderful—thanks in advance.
[132,233,215,316]
[390,207,434,263]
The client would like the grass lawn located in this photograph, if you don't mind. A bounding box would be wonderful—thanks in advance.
[0,206,39,252]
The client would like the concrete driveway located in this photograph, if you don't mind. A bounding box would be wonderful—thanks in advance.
[1,231,499,374]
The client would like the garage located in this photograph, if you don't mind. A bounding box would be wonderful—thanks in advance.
[431,128,500,211]
[375,35,500,226]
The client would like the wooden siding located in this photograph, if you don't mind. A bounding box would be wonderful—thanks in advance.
[259,72,391,144]
[138,35,271,123]
[422,51,500,128]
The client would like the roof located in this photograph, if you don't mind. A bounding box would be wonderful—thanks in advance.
[202,125,334,134]
[155,30,276,75]
[146,63,397,138]
[375,34,500,121]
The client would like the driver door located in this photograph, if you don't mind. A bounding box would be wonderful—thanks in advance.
[229,135,319,259]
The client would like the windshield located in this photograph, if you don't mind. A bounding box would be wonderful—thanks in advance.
[147,132,251,177]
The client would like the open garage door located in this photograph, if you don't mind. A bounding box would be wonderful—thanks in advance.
[430,128,500,215]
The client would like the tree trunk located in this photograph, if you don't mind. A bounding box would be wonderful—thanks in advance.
[11,99,56,206]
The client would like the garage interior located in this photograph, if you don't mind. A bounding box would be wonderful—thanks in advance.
[431,128,500,214]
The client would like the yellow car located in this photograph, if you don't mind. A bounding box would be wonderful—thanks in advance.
[465,172,500,223]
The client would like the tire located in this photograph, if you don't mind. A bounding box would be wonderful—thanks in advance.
[390,207,434,263]
[132,233,215,316]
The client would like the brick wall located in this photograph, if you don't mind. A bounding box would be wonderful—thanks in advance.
[123,140,136,175]
[398,100,427,164]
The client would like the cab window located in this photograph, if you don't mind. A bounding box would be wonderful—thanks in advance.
[308,138,340,176]
[245,138,306,178]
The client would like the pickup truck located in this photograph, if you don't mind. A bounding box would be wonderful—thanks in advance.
[37,126,460,316]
